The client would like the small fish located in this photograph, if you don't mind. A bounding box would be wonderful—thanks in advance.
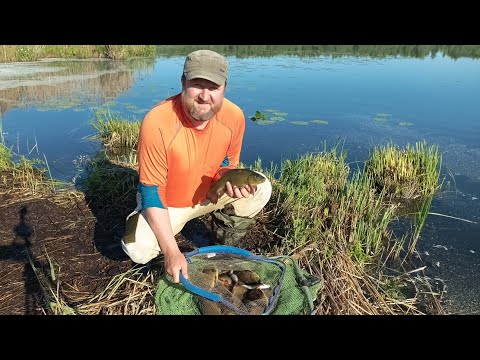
[245,288,268,302]
[206,169,266,204]
[231,282,249,308]
[233,270,261,285]
[218,273,234,291]
[244,288,269,315]
[239,283,271,290]
[202,267,218,289]
[200,299,222,315]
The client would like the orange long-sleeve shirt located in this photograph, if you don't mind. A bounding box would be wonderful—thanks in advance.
[137,94,245,209]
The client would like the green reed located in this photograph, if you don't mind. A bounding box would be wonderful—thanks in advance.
[89,111,141,155]
[0,45,156,62]
[0,124,60,194]
[364,141,442,256]
[331,172,396,265]
[364,141,442,199]
[274,148,349,252]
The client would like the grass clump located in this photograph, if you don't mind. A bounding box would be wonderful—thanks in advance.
[88,111,141,164]
[364,141,442,200]
[364,141,442,255]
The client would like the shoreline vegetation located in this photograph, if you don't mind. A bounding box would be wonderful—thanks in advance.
[0,113,446,315]
[1,45,480,63]
[0,45,156,62]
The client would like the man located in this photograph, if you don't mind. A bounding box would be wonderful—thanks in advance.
[121,49,272,283]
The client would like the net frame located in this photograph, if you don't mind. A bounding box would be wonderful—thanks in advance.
[179,245,287,315]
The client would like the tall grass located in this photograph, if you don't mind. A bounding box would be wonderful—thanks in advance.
[365,141,442,199]
[0,45,156,62]
[88,111,141,159]
[0,123,61,195]
[333,172,397,266]
[275,148,349,252]
[364,141,442,255]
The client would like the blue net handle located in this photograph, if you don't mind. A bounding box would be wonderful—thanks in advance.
[184,245,253,258]
[179,272,222,302]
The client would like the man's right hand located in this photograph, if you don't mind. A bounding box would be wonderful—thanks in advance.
[164,249,188,283]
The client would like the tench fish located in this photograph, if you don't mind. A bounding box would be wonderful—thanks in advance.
[206,169,266,204]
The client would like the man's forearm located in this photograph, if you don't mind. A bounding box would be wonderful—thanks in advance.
[144,207,179,255]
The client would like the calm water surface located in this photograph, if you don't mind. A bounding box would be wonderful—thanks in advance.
[1,49,479,313]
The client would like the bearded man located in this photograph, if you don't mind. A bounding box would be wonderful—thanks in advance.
[121,50,272,283]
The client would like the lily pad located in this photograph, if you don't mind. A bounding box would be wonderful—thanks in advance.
[290,121,309,126]
[310,120,328,124]
[257,120,277,125]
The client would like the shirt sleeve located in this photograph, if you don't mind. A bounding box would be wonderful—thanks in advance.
[137,111,168,208]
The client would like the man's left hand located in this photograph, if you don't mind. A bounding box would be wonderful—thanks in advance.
[225,181,256,199]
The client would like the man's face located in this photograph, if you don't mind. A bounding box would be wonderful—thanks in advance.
[181,77,225,122]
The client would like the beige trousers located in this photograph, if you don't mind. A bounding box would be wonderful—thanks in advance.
[121,172,272,264]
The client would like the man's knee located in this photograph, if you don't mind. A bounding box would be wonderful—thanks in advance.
[121,240,158,264]
[254,174,272,206]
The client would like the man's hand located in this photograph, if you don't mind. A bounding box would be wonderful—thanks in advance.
[163,249,188,283]
[225,181,256,199]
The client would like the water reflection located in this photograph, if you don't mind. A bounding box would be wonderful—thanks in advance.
[155,45,480,60]
[0,57,155,117]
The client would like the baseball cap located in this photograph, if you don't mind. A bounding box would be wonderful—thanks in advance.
[183,50,228,86]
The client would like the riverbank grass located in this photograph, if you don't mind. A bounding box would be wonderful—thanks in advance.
[0,126,60,196]
[0,45,156,62]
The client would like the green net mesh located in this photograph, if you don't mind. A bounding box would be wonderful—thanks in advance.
[155,254,322,315]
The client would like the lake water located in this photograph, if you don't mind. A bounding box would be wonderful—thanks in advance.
[1,46,479,314]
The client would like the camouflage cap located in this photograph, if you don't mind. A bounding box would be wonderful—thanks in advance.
[183,50,228,86]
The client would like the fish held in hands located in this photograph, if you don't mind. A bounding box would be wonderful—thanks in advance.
[206,169,266,204]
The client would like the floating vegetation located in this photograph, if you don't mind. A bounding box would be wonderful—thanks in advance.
[289,121,309,126]
[133,108,151,114]
[399,122,414,126]
[257,120,277,125]
[125,103,138,111]
[104,101,117,107]
[264,109,279,113]
[36,99,83,112]
[373,113,392,123]
[250,109,289,125]
[250,110,268,122]
[310,120,329,125]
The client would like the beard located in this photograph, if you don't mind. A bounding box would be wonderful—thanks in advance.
[181,91,223,122]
